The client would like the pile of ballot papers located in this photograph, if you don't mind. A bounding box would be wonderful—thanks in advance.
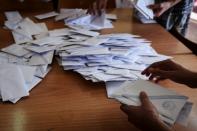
[34,9,115,30]
[106,80,193,126]
[56,33,171,82]
[1,11,55,103]
[0,11,193,127]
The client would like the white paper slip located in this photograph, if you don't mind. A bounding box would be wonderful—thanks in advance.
[14,28,32,39]
[135,11,156,24]
[49,28,71,37]
[132,0,154,19]
[90,10,105,27]
[0,63,29,101]
[12,31,32,44]
[1,44,30,57]
[35,11,59,19]
[4,20,20,30]
[35,66,52,78]
[176,102,193,126]
[118,80,187,98]
[36,23,48,33]
[19,65,37,83]
[70,29,100,37]
[55,9,86,21]
[18,18,41,35]
[31,36,64,46]
[28,51,54,65]
[125,96,187,123]
[5,11,23,22]
[24,45,56,53]
[9,76,42,103]
[81,37,109,46]
[105,81,125,98]
[0,52,9,64]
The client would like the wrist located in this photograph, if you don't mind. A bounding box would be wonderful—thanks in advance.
[152,120,173,131]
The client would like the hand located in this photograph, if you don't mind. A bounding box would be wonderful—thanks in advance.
[87,0,108,15]
[141,60,197,87]
[120,92,172,131]
[148,1,179,17]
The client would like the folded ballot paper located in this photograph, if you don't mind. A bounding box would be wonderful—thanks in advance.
[106,80,192,126]
[0,63,43,103]
[131,0,156,24]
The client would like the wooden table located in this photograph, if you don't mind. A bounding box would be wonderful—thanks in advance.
[0,9,196,131]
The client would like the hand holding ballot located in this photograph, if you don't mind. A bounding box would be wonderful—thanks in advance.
[142,60,197,88]
[121,92,173,131]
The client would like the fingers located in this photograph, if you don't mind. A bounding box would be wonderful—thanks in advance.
[96,0,102,15]
[88,0,107,15]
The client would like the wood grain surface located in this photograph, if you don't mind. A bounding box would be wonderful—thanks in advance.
[0,8,196,131]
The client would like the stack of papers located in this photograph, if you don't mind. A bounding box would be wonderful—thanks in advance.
[106,80,193,126]
[131,0,156,24]
[4,11,48,44]
[2,10,106,103]
[54,8,114,30]
[1,11,59,103]
[56,33,171,82]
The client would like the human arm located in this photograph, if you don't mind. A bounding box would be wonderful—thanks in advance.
[142,59,197,88]
[120,92,173,131]
[148,0,181,17]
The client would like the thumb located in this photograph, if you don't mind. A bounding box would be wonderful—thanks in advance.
[139,91,152,108]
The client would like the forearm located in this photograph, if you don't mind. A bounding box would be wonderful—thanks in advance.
[185,72,197,88]
[140,119,173,131]
[166,0,181,8]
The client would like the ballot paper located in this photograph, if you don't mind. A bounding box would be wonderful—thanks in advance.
[18,18,44,36]
[70,29,100,37]
[55,9,87,21]
[66,15,114,30]
[28,51,54,65]
[12,31,32,44]
[112,79,192,125]
[0,63,29,101]
[132,0,154,20]
[35,11,59,20]
[134,10,157,24]
[90,10,105,27]
[9,76,42,103]
[5,11,23,22]
[1,44,30,57]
